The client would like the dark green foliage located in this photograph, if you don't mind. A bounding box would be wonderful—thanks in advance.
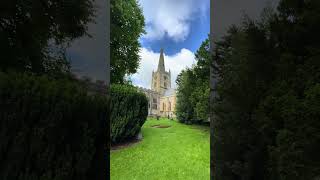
[0,72,108,180]
[111,0,145,84]
[212,0,320,179]
[110,84,148,143]
[176,37,210,124]
[176,69,196,123]
[0,0,95,75]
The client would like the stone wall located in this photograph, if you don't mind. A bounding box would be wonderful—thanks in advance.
[137,87,177,118]
[159,94,176,118]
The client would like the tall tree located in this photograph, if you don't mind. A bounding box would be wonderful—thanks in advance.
[0,0,95,75]
[176,69,196,123]
[176,36,210,124]
[211,0,320,179]
[110,0,145,84]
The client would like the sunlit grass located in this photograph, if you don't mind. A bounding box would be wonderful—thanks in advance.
[110,118,210,180]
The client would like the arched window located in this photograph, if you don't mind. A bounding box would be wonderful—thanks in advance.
[168,101,171,111]
[164,82,167,87]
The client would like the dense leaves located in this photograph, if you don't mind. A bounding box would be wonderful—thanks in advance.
[0,72,108,180]
[109,0,147,144]
[176,37,210,124]
[0,0,95,75]
[110,0,145,84]
[0,1,109,179]
[110,84,148,143]
[212,0,320,179]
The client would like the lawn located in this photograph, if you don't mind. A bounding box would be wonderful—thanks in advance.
[110,118,210,180]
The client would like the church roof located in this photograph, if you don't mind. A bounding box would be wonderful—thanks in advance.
[163,88,176,97]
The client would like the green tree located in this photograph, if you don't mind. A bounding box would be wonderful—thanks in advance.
[211,0,320,179]
[110,0,145,84]
[176,36,210,124]
[176,69,196,123]
[0,0,95,75]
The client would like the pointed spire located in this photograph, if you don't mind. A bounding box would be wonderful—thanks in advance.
[157,48,165,72]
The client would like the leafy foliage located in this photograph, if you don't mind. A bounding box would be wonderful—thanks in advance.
[176,37,210,124]
[0,0,95,75]
[212,1,320,179]
[110,84,148,143]
[110,0,145,84]
[0,72,108,180]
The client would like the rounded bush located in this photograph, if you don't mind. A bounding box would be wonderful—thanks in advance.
[110,84,148,143]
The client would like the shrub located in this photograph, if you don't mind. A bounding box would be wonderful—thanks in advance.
[0,71,108,180]
[110,84,148,143]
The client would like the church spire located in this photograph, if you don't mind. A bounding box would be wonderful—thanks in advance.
[157,48,165,72]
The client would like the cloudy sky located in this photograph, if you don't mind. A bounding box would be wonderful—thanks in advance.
[66,0,107,82]
[64,0,278,85]
[212,0,279,41]
[130,0,210,89]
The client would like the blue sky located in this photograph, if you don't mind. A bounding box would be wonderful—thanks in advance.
[66,0,209,85]
[64,0,278,85]
[140,11,210,56]
[131,0,210,88]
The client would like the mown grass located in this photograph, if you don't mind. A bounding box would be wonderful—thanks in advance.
[110,118,210,180]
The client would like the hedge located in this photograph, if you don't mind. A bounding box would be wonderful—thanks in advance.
[0,72,108,180]
[110,84,148,144]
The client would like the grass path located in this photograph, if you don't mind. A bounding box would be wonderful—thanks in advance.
[110,118,210,180]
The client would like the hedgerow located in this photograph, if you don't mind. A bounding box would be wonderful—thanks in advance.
[0,72,108,180]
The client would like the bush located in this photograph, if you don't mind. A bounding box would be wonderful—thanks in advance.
[0,72,108,180]
[110,84,148,143]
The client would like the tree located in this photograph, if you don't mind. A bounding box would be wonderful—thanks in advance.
[0,0,95,75]
[176,36,210,124]
[176,69,196,123]
[212,20,275,179]
[211,0,320,179]
[110,0,145,84]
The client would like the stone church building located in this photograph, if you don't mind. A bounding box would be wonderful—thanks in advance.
[138,49,177,118]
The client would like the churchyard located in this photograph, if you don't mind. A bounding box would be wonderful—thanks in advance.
[110,118,210,180]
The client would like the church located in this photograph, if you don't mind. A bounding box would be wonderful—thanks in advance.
[138,48,177,118]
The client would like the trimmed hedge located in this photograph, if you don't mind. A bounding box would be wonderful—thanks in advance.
[0,72,108,180]
[110,84,148,143]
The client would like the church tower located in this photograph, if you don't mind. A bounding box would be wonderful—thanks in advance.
[151,48,171,95]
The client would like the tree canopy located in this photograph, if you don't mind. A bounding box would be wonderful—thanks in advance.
[176,37,210,124]
[110,0,145,84]
[0,0,95,75]
[212,0,320,179]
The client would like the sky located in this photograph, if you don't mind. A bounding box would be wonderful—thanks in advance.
[64,0,279,85]
[130,0,210,89]
[66,0,107,82]
[212,0,279,41]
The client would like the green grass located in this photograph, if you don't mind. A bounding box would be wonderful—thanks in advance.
[110,118,210,180]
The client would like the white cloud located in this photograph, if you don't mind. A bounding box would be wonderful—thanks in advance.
[130,47,195,89]
[139,0,209,42]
